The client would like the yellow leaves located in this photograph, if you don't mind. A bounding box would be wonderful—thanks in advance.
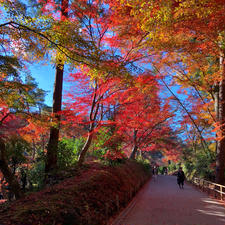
[208,142,216,152]
[55,50,67,65]
[174,0,213,20]
[124,0,173,34]
[0,72,7,80]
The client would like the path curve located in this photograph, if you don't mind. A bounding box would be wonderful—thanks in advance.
[111,175,225,225]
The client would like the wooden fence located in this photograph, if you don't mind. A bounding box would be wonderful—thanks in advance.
[191,177,225,200]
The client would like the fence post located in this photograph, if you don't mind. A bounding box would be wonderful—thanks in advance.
[192,177,225,201]
[214,186,217,198]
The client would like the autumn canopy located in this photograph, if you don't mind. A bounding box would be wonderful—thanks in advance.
[0,0,225,201]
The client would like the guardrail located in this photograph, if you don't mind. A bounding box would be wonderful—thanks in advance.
[191,177,225,200]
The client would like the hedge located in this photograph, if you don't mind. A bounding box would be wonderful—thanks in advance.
[0,160,151,225]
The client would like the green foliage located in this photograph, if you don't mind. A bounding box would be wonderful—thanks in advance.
[0,55,22,77]
[157,166,164,174]
[91,127,111,158]
[167,161,177,173]
[5,136,46,190]
[182,146,216,181]
[136,157,151,172]
[24,74,47,111]
[6,136,31,169]
[27,160,45,190]
[88,127,121,162]
[1,71,47,115]
[103,156,127,167]
[91,126,126,165]
[57,137,85,168]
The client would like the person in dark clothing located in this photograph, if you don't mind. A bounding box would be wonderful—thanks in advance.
[152,166,158,181]
[20,168,27,191]
[177,167,185,189]
[163,166,168,175]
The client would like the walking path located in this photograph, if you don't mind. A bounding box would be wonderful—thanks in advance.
[111,175,225,225]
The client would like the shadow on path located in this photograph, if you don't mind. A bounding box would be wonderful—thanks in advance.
[111,175,225,225]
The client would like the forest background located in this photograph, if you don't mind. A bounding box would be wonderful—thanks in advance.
[0,0,225,202]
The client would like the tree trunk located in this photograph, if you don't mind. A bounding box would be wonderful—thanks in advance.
[216,49,225,184]
[0,138,23,199]
[45,63,64,173]
[130,130,138,160]
[130,145,138,160]
[77,80,101,166]
[214,83,219,155]
[45,0,68,173]
[78,131,93,166]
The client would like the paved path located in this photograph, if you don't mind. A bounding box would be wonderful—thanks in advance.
[111,175,225,225]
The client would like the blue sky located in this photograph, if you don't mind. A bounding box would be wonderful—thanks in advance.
[29,63,73,107]
[29,63,55,107]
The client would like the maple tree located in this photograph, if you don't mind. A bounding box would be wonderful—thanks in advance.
[63,66,128,165]
[1,0,102,172]
[107,0,225,183]
[162,0,225,183]
[113,73,175,160]
[63,67,178,163]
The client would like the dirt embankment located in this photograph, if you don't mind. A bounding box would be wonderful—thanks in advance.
[0,160,151,225]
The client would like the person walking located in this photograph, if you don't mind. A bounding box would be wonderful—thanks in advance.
[152,166,157,181]
[177,167,185,189]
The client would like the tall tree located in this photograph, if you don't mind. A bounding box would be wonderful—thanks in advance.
[45,0,69,173]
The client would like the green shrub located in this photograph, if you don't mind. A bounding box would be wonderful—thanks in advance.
[182,146,216,181]
[57,137,85,168]
[27,160,45,190]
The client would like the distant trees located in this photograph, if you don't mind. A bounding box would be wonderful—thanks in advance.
[4,0,222,201]
[0,65,48,199]
[107,0,225,184]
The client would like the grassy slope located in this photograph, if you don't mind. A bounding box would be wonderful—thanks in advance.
[0,160,150,225]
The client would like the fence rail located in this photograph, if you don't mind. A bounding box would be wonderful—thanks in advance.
[191,177,225,200]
